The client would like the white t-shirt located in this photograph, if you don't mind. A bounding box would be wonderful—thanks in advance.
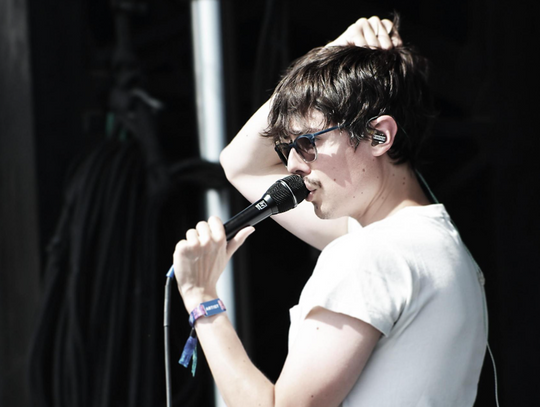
[289,204,487,406]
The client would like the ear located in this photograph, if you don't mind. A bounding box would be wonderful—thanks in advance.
[367,115,398,157]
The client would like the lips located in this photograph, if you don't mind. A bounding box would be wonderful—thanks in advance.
[303,180,317,202]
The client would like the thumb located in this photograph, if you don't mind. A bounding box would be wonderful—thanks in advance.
[226,226,255,258]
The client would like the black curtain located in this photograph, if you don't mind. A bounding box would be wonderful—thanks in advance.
[0,1,537,406]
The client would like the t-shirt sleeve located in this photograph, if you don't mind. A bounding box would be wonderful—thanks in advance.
[297,231,412,336]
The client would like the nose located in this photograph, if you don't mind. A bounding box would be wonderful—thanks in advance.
[286,148,311,176]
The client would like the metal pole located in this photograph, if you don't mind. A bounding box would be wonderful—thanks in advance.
[190,2,232,406]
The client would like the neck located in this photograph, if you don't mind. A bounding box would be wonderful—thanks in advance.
[355,163,431,227]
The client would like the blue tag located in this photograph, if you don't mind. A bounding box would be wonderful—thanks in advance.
[179,299,226,377]
[203,299,226,317]
[179,328,198,376]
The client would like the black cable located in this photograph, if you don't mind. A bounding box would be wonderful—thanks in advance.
[29,134,226,407]
[164,277,173,407]
[28,2,228,406]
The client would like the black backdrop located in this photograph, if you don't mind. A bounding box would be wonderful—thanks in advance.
[1,0,538,406]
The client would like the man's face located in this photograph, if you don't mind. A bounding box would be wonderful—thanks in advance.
[286,111,381,222]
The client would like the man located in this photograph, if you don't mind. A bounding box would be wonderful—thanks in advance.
[173,16,487,406]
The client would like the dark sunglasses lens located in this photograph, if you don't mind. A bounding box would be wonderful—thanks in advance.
[276,144,291,164]
[296,137,316,162]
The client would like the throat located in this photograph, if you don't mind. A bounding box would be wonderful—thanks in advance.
[355,167,430,226]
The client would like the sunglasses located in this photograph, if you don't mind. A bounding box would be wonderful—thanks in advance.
[274,126,340,166]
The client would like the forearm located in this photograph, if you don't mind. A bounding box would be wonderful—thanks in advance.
[220,100,288,202]
[221,100,277,176]
[195,313,275,407]
[174,221,274,406]
[220,100,348,250]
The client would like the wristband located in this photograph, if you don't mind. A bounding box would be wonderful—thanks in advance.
[188,299,227,327]
[179,299,227,376]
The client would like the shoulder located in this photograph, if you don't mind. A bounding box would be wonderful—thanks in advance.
[316,204,456,275]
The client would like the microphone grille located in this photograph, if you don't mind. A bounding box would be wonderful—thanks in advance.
[267,175,309,213]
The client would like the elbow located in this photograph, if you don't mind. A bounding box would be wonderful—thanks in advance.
[219,145,237,183]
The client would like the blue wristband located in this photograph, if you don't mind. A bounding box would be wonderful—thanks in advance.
[188,298,227,327]
[179,299,226,376]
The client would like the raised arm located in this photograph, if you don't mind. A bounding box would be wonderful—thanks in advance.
[220,17,401,250]
[220,101,347,250]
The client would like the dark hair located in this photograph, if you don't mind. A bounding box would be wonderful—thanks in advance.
[263,44,435,167]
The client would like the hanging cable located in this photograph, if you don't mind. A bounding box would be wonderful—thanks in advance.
[28,2,227,406]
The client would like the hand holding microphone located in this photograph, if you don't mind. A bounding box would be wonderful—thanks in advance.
[167,174,309,278]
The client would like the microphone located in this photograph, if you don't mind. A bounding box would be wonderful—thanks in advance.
[167,175,308,277]
[223,174,308,240]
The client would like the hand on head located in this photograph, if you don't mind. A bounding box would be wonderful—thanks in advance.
[326,16,402,50]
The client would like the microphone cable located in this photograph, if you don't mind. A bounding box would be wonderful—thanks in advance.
[164,277,173,407]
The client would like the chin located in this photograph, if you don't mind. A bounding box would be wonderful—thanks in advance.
[313,204,335,220]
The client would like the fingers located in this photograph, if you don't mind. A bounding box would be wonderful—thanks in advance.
[368,16,392,49]
[326,16,401,50]
[175,217,221,257]
[181,228,202,260]
[186,217,225,244]
[360,17,380,48]
[176,216,254,262]
[207,216,226,242]
[357,17,395,49]
[381,19,403,47]
[194,219,212,247]
[226,226,255,258]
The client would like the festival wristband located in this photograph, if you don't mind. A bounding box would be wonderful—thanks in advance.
[188,299,227,327]
[179,299,227,376]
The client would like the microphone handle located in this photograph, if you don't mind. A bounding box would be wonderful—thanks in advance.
[224,194,277,240]
[166,194,277,278]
